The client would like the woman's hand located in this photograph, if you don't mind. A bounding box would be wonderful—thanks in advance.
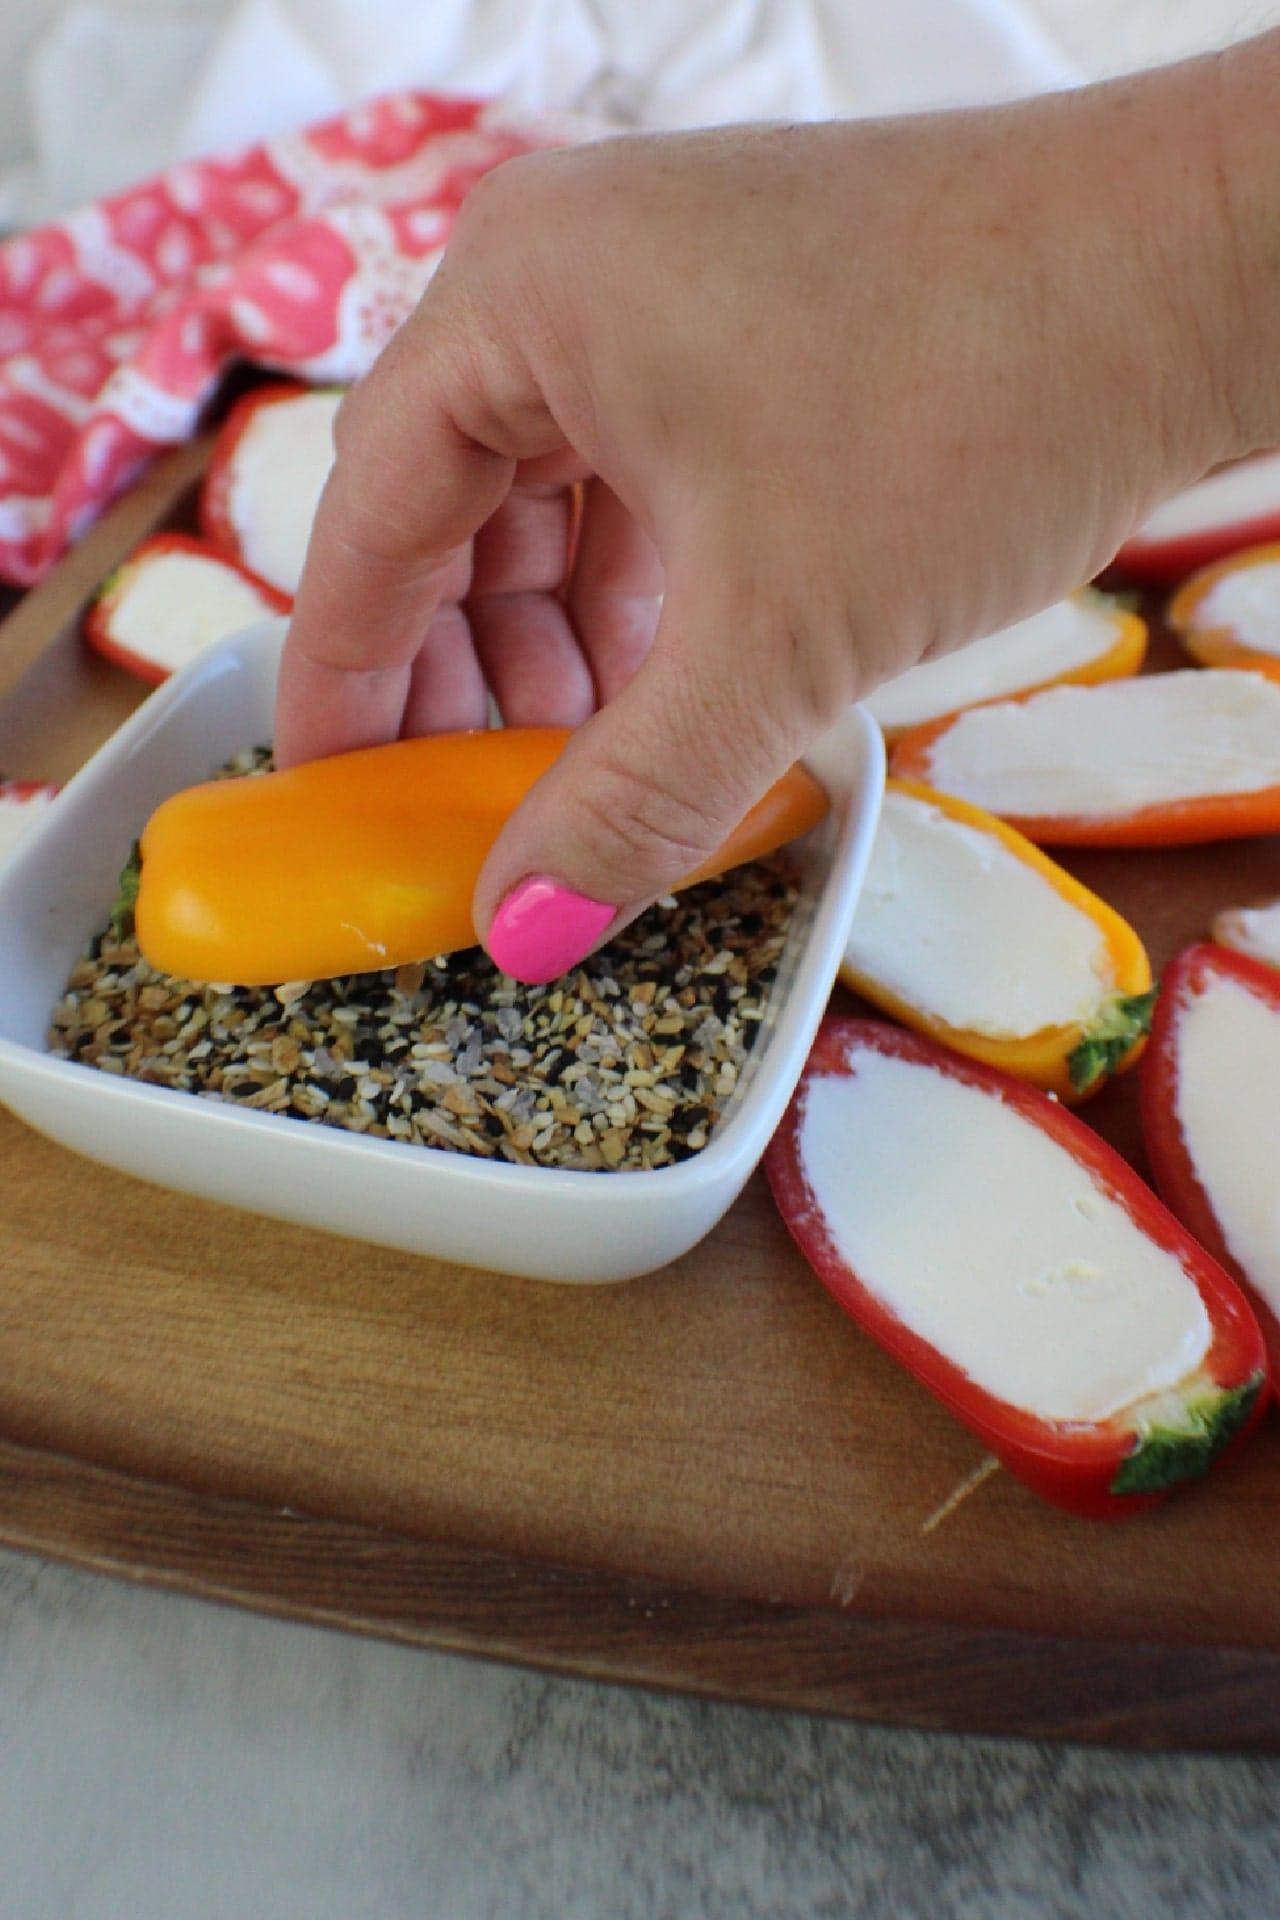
[277,40,1276,982]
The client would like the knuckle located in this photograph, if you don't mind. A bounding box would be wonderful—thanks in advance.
[575,749,730,888]
[451,151,556,252]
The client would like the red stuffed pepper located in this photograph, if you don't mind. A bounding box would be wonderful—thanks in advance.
[1142,942,1280,1371]
[1115,450,1280,584]
[200,382,342,595]
[85,533,290,684]
[766,1015,1268,1518]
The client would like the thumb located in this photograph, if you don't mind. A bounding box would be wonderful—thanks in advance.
[477,580,806,983]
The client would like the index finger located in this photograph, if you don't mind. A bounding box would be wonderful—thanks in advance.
[274,283,561,768]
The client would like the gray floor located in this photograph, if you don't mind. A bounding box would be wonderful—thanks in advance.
[0,1547,1275,1919]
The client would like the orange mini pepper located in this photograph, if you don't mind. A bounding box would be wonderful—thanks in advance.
[839,780,1153,1100]
[866,594,1146,744]
[889,671,1280,848]
[131,729,829,985]
[1168,542,1280,683]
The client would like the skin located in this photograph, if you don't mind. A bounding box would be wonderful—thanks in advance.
[276,34,1280,969]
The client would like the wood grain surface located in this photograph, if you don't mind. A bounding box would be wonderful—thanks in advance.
[1,464,1279,1750]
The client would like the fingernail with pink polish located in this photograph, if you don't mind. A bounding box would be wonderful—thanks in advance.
[487,876,616,984]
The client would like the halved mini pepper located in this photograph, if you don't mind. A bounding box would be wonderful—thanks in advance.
[865,591,1146,742]
[1142,942,1280,1371]
[766,1014,1268,1518]
[890,669,1280,847]
[130,729,829,985]
[1115,451,1280,584]
[85,533,291,685]
[839,779,1153,1099]
[1168,543,1280,682]
[200,382,342,596]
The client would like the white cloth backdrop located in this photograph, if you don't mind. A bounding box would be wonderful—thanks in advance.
[1,0,1077,224]
[6,0,1280,228]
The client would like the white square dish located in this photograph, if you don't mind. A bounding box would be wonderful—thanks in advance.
[0,620,883,1282]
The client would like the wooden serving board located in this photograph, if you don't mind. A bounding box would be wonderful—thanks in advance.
[2,456,1280,1751]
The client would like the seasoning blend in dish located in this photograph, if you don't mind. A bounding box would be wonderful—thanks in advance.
[51,752,802,1174]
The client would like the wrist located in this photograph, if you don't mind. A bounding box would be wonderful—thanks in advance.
[1207,31,1280,454]
[1080,38,1280,487]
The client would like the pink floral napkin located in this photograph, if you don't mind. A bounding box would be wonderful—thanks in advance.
[0,92,562,585]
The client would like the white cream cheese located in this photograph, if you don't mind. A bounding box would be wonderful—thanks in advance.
[866,596,1119,733]
[1173,974,1280,1318]
[923,670,1280,820]
[1195,560,1280,657]
[844,789,1112,1037]
[1134,451,1280,541]
[112,552,274,673]
[1213,898,1280,969]
[227,389,340,594]
[799,1048,1211,1422]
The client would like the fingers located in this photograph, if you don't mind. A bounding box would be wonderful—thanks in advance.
[275,248,563,768]
[470,595,596,727]
[568,479,663,704]
[463,474,660,727]
[476,563,803,983]
[467,477,595,726]
[399,607,491,737]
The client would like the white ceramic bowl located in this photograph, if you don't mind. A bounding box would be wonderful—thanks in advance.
[0,621,883,1282]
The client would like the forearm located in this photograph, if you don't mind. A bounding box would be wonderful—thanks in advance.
[982,32,1280,522]
[1093,30,1280,480]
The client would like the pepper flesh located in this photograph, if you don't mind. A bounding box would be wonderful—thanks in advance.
[765,1014,1269,1518]
[135,729,829,984]
[1168,543,1280,683]
[839,780,1153,1100]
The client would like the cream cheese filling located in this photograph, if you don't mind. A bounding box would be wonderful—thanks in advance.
[922,671,1280,820]
[111,553,274,671]
[227,389,340,594]
[1214,899,1280,970]
[1173,973,1280,1319]
[866,596,1120,733]
[1134,452,1280,541]
[844,790,1112,1037]
[1196,560,1280,657]
[799,1048,1211,1422]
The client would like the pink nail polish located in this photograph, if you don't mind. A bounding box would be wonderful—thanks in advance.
[487,876,616,984]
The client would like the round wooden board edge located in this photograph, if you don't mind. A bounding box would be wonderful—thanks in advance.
[0,1434,1276,1754]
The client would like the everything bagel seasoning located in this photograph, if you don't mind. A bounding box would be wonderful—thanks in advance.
[48,751,799,1172]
